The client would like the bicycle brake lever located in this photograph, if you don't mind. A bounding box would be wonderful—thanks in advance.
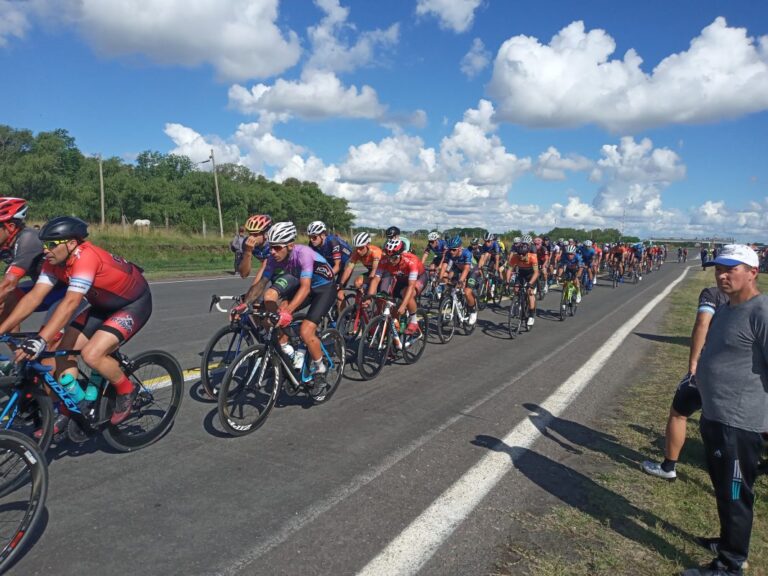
[209,295,220,313]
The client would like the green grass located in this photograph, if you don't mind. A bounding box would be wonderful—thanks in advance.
[494,269,768,576]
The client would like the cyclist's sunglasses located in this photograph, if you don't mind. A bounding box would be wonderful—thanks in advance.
[42,239,70,250]
[308,234,321,240]
[269,244,288,253]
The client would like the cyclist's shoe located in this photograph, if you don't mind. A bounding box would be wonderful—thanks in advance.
[311,359,327,376]
[681,559,744,575]
[641,460,677,481]
[593,278,598,286]
[543,284,549,294]
[468,311,477,325]
[527,316,535,327]
[110,387,138,425]
[35,412,69,439]
[575,292,582,304]
[405,323,420,336]
[638,275,643,281]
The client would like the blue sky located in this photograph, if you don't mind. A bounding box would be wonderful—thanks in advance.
[2,0,767,239]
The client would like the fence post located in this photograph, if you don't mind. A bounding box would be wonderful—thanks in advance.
[203,218,207,238]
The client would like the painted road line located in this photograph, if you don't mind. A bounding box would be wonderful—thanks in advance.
[214,268,681,576]
[356,266,690,576]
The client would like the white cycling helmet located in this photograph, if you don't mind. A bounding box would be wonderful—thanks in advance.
[306,221,326,236]
[565,245,577,254]
[353,232,371,247]
[584,240,593,247]
[521,234,532,244]
[267,221,297,244]
[513,236,521,243]
[427,231,440,241]
[484,232,494,241]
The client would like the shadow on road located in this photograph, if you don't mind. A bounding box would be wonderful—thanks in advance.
[633,332,691,347]
[470,435,696,566]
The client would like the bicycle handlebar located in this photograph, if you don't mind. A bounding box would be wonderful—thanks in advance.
[209,295,242,313]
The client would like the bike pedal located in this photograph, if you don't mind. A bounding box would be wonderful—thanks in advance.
[67,419,90,444]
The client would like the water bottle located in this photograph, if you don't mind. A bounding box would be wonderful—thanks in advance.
[60,373,85,403]
[292,345,306,370]
[280,342,295,362]
[85,371,103,402]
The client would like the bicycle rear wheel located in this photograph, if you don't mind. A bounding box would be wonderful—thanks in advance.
[357,315,392,381]
[337,304,364,349]
[0,430,47,571]
[402,309,428,364]
[435,297,456,343]
[217,344,281,436]
[476,279,488,311]
[310,329,345,404]
[101,350,184,452]
[200,325,255,399]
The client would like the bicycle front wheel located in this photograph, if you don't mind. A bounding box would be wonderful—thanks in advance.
[357,315,392,381]
[436,297,456,343]
[402,309,429,364]
[101,350,184,452]
[0,384,54,455]
[217,344,281,436]
[0,430,48,571]
[508,295,521,338]
[200,324,255,399]
[311,329,345,404]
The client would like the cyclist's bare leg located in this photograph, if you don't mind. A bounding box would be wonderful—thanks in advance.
[299,319,322,362]
[79,330,123,384]
[665,408,688,462]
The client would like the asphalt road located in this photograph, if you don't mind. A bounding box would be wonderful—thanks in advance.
[9,263,696,575]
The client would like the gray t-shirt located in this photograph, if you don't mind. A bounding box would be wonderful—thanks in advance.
[697,293,768,432]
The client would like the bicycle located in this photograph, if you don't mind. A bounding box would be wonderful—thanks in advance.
[0,334,184,454]
[200,295,264,399]
[217,310,345,436]
[508,280,533,338]
[559,276,579,320]
[536,271,546,301]
[336,288,384,350]
[435,283,476,343]
[357,295,429,380]
[418,272,444,311]
[0,430,48,572]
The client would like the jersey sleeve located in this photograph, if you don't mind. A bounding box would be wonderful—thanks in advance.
[66,248,99,294]
[6,230,42,280]
[35,262,59,286]
[698,287,724,315]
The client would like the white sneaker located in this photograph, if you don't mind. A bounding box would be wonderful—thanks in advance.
[638,275,643,281]
[593,278,598,286]
[527,316,535,327]
[543,285,549,294]
[468,311,477,325]
[575,293,582,304]
[641,460,676,481]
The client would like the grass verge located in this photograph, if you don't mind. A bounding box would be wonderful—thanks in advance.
[493,269,767,576]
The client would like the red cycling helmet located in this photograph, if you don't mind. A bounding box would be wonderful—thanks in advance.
[384,238,405,256]
[0,198,28,223]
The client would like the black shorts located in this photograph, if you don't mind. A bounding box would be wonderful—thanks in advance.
[390,272,428,300]
[269,273,336,325]
[671,380,702,417]
[561,269,578,281]
[72,289,152,344]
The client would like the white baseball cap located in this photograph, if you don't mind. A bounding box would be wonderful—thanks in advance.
[704,244,759,268]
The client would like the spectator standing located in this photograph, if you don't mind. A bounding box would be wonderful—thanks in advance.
[641,285,728,480]
[682,245,767,576]
[701,246,709,270]
[230,226,246,274]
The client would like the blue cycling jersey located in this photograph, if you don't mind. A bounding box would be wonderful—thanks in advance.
[479,241,500,256]
[560,253,584,270]
[446,248,475,274]
[251,242,271,261]
[579,247,595,263]
[424,239,448,257]
[311,235,351,267]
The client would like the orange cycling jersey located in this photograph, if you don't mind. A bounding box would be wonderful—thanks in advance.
[349,245,382,271]
[376,251,425,281]
[507,252,539,270]
[37,241,148,310]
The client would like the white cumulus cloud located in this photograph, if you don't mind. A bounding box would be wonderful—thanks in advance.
[0,1,30,46]
[416,0,483,33]
[535,147,593,181]
[460,38,491,78]
[24,0,301,81]
[488,17,768,131]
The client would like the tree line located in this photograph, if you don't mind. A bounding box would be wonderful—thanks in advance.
[0,125,354,233]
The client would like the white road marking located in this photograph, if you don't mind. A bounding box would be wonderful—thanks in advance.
[356,266,689,576]
[150,276,235,285]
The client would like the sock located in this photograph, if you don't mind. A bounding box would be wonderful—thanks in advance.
[661,458,676,473]
[113,375,134,395]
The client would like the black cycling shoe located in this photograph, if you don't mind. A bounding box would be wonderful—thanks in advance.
[681,559,743,576]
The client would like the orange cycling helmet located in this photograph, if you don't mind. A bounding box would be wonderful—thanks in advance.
[0,198,28,223]
[244,214,272,234]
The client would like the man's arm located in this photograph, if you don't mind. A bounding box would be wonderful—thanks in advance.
[244,277,269,304]
[688,312,713,375]
[38,290,85,343]
[0,282,53,333]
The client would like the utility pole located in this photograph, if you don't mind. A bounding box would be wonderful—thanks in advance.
[98,154,105,228]
[210,149,224,238]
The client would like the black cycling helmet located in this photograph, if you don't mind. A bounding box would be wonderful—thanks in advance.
[39,216,89,242]
[385,226,400,239]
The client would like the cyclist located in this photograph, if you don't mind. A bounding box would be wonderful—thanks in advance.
[239,222,335,377]
[579,240,596,290]
[477,233,502,277]
[533,237,549,295]
[0,216,152,425]
[438,235,479,325]
[469,238,482,264]
[367,239,427,336]
[610,242,627,281]
[237,214,272,279]
[307,221,351,311]
[506,235,539,326]
[633,242,645,280]
[385,226,411,253]
[339,232,382,292]
[557,244,585,303]
[592,241,603,284]
[421,231,448,274]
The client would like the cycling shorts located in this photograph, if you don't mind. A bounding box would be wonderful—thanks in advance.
[388,272,428,301]
[268,272,335,326]
[561,269,579,281]
[671,379,702,417]
[72,289,152,344]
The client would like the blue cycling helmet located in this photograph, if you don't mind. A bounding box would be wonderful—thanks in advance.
[447,235,462,249]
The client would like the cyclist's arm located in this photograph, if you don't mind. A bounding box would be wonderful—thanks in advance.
[244,276,269,304]
[367,258,381,282]
[0,281,53,334]
[421,251,429,264]
[0,273,21,306]
[238,251,253,278]
[339,261,355,286]
[458,263,471,284]
[37,289,85,343]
